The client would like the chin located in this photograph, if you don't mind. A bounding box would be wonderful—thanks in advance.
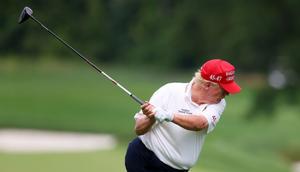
[211,99,221,104]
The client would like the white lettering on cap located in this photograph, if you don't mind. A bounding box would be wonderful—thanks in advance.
[210,75,222,81]
[226,76,234,81]
[226,71,235,76]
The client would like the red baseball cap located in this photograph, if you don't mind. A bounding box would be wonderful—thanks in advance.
[200,59,241,94]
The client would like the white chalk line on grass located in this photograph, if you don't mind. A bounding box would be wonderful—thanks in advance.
[0,129,117,153]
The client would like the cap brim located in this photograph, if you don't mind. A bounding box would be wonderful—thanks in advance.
[220,81,241,94]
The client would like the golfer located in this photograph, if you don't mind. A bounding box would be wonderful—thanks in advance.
[125,59,241,172]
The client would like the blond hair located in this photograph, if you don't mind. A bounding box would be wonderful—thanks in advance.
[194,71,219,87]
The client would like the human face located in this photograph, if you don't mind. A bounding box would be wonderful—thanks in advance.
[208,84,228,103]
[192,81,228,104]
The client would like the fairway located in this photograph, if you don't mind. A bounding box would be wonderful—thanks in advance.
[0,59,299,172]
[0,147,126,172]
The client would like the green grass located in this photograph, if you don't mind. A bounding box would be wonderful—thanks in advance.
[0,58,299,172]
[0,146,127,172]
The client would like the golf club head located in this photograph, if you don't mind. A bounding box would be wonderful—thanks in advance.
[18,6,33,24]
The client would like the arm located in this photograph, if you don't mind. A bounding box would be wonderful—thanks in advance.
[155,100,225,132]
[172,113,208,131]
[153,106,209,131]
[134,115,156,135]
[134,102,156,135]
[133,84,170,135]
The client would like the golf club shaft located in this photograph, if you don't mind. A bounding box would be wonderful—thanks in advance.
[29,15,144,105]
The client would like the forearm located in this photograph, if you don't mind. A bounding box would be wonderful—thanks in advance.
[134,115,156,135]
[172,113,208,131]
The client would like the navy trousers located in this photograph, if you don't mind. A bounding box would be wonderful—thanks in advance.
[125,137,189,172]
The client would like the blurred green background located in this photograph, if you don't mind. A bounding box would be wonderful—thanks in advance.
[1,1,300,172]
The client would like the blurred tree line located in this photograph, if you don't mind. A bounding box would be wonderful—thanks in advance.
[1,0,299,116]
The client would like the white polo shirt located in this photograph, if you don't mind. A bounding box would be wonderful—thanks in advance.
[134,79,226,170]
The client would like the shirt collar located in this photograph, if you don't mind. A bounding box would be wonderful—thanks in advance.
[185,78,200,107]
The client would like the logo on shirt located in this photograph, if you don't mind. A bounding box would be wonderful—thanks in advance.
[212,115,217,126]
[178,108,192,114]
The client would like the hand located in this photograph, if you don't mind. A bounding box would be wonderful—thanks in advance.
[154,107,174,123]
[141,102,156,119]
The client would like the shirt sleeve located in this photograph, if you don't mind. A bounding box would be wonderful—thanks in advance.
[202,99,226,134]
[134,83,170,119]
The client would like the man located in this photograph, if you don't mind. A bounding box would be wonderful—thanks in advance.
[125,59,241,172]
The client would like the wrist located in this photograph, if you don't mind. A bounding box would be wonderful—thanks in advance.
[169,112,174,122]
[154,107,174,122]
[166,112,174,122]
[146,114,155,120]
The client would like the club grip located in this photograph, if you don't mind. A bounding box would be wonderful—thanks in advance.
[130,94,145,105]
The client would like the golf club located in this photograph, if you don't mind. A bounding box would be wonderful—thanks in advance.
[18,6,144,105]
